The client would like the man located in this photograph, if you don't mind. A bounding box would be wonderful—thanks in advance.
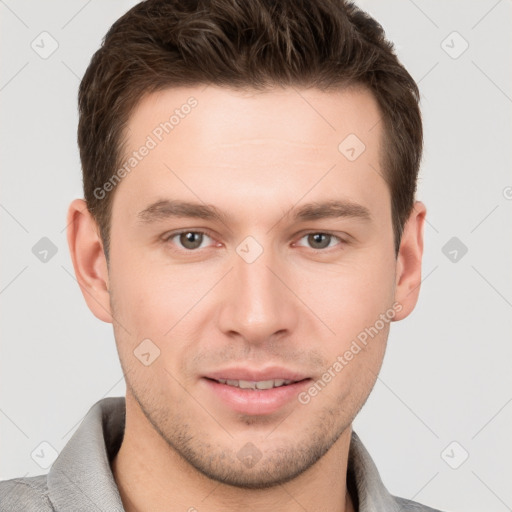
[0,0,442,510]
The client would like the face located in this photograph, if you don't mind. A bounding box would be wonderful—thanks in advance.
[101,85,402,487]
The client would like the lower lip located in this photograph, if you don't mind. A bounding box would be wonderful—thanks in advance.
[202,378,311,415]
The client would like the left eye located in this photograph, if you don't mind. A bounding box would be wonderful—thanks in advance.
[166,231,214,250]
[296,233,342,250]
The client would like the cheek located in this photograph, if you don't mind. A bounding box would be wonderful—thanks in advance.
[309,268,393,406]
[108,253,225,359]
[294,253,396,342]
[112,269,198,333]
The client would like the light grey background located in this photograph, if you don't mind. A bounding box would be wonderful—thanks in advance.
[1,1,511,511]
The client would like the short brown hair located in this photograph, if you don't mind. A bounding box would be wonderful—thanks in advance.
[78,0,422,259]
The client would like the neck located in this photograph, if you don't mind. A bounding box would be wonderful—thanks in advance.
[111,394,355,512]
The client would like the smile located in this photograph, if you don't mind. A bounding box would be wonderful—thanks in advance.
[214,378,296,390]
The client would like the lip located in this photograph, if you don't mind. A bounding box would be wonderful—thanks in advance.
[202,369,311,415]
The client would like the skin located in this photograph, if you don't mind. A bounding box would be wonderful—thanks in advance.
[67,85,426,512]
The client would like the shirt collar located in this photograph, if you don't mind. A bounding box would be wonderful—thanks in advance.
[47,396,126,511]
[347,431,402,512]
[47,396,399,512]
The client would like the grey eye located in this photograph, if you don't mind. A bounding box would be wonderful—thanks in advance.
[178,232,206,250]
[306,233,334,249]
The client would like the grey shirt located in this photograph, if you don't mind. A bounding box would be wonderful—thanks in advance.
[0,397,443,511]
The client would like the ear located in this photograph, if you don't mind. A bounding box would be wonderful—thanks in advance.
[66,198,112,323]
[392,201,427,321]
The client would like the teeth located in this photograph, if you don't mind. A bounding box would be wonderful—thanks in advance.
[239,380,256,389]
[216,378,294,389]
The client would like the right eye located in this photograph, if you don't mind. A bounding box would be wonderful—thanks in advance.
[164,230,216,251]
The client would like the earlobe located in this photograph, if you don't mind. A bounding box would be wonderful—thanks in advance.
[392,201,427,322]
[66,198,113,323]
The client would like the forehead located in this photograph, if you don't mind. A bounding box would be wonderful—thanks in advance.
[125,84,381,152]
[112,85,387,226]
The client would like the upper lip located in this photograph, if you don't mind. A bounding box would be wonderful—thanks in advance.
[204,367,310,382]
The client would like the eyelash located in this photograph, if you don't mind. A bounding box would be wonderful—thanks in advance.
[163,230,346,253]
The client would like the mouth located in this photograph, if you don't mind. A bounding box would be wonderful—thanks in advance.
[205,377,304,390]
[202,374,312,415]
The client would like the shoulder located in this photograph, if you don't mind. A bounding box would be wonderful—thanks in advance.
[394,495,446,511]
[0,475,54,511]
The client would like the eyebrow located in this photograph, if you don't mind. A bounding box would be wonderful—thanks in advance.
[136,199,372,225]
[291,200,371,222]
[137,200,229,224]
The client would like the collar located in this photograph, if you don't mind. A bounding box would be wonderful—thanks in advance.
[46,396,400,512]
[47,396,126,511]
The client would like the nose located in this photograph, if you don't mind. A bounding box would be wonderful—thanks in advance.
[216,240,299,346]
